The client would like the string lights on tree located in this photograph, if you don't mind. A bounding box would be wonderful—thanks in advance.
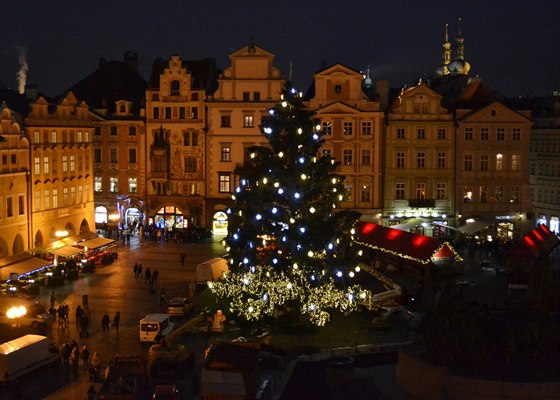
[211,87,370,326]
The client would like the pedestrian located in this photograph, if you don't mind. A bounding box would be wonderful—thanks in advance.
[76,305,83,326]
[81,345,90,369]
[70,345,80,368]
[102,312,111,332]
[138,264,142,277]
[87,384,97,400]
[80,313,90,338]
[57,305,65,327]
[152,269,159,285]
[113,311,121,334]
[90,351,101,382]
[133,263,138,277]
[180,252,186,267]
[159,286,167,306]
[50,290,56,310]
[61,342,71,366]
[64,304,70,324]
[145,267,151,284]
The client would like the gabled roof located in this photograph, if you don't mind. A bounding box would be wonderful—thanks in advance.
[456,100,533,124]
[353,222,462,265]
[61,59,147,115]
[507,224,560,260]
[149,57,221,95]
[313,101,366,114]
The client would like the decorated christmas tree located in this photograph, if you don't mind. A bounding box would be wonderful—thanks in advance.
[210,87,369,326]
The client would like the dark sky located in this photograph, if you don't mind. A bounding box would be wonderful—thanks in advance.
[1,1,558,98]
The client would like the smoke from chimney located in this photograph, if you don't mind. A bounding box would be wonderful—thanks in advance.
[16,46,29,95]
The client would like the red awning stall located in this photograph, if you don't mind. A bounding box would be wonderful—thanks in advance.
[506,224,560,261]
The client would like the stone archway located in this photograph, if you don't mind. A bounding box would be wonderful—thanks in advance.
[12,233,25,255]
[0,237,8,258]
[64,222,76,237]
[80,218,90,233]
[34,230,44,248]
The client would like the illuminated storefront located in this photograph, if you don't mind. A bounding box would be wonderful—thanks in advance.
[152,205,187,230]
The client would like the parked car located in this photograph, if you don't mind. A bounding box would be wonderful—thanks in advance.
[166,297,194,318]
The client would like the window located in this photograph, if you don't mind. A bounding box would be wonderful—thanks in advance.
[396,152,405,168]
[119,104,126,113]
[62,155,68,172]
[52,189,58,208]
[395,183,405,200]
[322,122,332,135]
[84,131,89,142]
[480,128,489,140]
[495,185,504,202]
[110,148,118,163]
[165,107,172,119]
[496,154,503,170]
[85,184,90,201]
[7,197,13,217]
[128,126,136,136]
[361,149,371,165]
[153,156,165,172]
[221,115,231,127]
[243,115,254,128]
[512,155,520,171]
[77,131,83,142]
[94,127,101,136]
[242,92,250,101]
[170,80,180,95]
[129,148,137,164]
[438,128,446,140]
[343,149,353,165]
[436,182,446,200]
[417,152,425,168]
[184,157,197,173]
[179,107,186,119]
[361,122,372,135]
[497,128,505,140]
[322,149,332,157]
[465,127,473,140]
[11,154,16,164]
[512,128,521,140]
[44,190,50,209]
[110,125,117,136]
[343,122,353,135]
[33,130,40,143]
[480,154,489,171]
[51,130,57,143]
[110,177,118,193]
[480,185,488,203]
[70,186,75,204]
[94,148,102,163]
[128,178,137,193]
[153,107,160,120]
[360,184,371,203]
[94,177,102,192]
[417,128,426,139]
[78,185,83,202]
[34,157,40,175]
[191,132,198,147]
[464,186,473,202]
[416,183,426,200]
[221,146,231,162]
[344,184,353,201]
[510,186,519,203]
[35,191,41,211]
[464,154,473,171]
[191,107,198,119]
[183,131,190,146]
[219,173,231,193]
[397,128,405,139]
[18,194,25,215]
[70,155,75,172]
[437,152,446,168]
[253,92,260,101]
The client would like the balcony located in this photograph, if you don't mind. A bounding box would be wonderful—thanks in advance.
[408,199,436,208]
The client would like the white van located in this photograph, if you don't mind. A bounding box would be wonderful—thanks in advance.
[139,314,175,343]
[196,258,229,285]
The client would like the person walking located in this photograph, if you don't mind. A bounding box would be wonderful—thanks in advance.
[159,286,167,306]
[80,313,90,338]
[81,345,90,370]
[87,384,97,400]
[145,267,151,285]
[180,252,186,267]
[152,269,159,285]
[90,351,101,382]
[70,344,80,368]
[102,312,111,332]
[113,311,121,334]
[75,305,83,326]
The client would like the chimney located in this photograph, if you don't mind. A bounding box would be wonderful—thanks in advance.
[375,80,389,111]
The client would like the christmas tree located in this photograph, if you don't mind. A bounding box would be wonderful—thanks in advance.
[210,87,369,326]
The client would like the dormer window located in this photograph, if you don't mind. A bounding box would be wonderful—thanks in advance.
[334,85,342,94]
[119,104,126,113]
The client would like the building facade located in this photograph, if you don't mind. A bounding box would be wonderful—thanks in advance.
[0,104,30,257]
[305,64,385,221]
[530,95,560,233]
[384,83,455,236]
[205,44,285,235]
[24,92,95,249]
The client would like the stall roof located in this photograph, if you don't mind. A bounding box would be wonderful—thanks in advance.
[64,231,98,245]
[457,220,490,235]
[354,222,462,265]
[76,237,115,250]
[389,218,428,231]
[507,224,560,260]
[49,246,83,258]
[0,255,52,281]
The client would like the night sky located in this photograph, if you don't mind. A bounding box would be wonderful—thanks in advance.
[1,1,558,98]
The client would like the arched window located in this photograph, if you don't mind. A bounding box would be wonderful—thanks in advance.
[170,80,180,96]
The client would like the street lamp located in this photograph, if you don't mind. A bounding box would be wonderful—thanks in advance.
[7,305,27,328]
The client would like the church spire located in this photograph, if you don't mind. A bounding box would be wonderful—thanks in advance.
[435,22,452,77]
[448,17,471,76]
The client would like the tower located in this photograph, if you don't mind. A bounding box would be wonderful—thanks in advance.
[448,17,471,76]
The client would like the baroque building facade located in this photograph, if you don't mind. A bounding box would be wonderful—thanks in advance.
[25,92,95,249]
[205,44,285,234]
[304,64,385,221]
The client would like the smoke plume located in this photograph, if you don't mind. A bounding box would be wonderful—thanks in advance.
[16,46,29,94]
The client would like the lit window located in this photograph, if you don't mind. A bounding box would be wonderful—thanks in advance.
[496,154,503,170]
[110,177,118,193]
[34,157,40,175]
[221,146,231,162]
[94,177,102,192]
[322,122,332,135]
[512,155,520,171]
[62,155,68,172]
[128,178,137,193]
[52,189,58,208]
[243,115,254,127]
[219,173,231,193]
[416,183,426,200]
[360,184,371,203]
[70,155,75,172]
